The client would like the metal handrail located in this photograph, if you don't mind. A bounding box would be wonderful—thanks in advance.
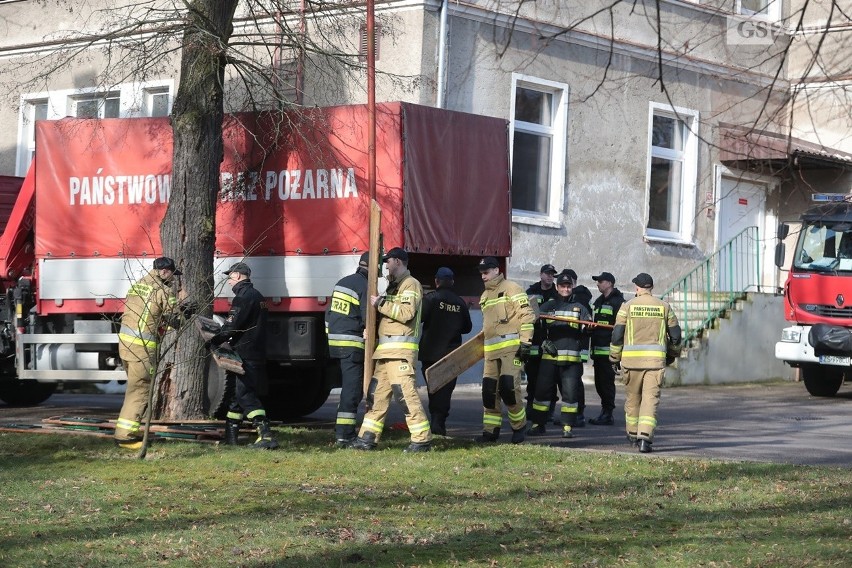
[661,226,761,344]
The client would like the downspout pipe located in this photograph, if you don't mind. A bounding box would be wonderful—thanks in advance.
[436,0,448,108]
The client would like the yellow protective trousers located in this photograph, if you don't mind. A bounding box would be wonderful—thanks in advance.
[358,357,431,444]
[115,355,156,441]
[482,354,527,433]
[623,368,663,441]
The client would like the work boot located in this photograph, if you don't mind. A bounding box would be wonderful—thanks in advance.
[251,417,279,450]
[224,418,241,446]
[335,436,356,448]
[638,439,653,453]
[562,426,574,439]
[475,428,500,443]
[430,415,447,436]
[350,431,378,450]
[403,442,431,453]
[526,423,547,436]
[575,414,586,428]
[114,436,145,450]
[589,412,614,426]
[626,435,639,447]
[511,427,526,444]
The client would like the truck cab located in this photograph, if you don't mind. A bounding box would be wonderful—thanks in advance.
[775,199,852,396]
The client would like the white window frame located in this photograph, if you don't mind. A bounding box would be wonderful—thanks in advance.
[644,102,699,244]
[16,80,174,176]
[509,74,569,228]
[69,91,121,119]
[736,0,782,21]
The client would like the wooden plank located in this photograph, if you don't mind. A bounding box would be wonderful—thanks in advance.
[363,199,382,393]
[424,331,484,394]
[195,316,245,374]
[539,314,614,329]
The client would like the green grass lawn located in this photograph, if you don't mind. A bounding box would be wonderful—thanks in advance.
[1,427,850,567]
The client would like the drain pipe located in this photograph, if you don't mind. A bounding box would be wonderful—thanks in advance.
[436,0,448,108]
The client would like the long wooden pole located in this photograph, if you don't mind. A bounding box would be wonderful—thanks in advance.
[538,314,614,329]
[363,0,378,393]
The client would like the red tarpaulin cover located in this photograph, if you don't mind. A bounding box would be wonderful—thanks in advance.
[33,102,509,260]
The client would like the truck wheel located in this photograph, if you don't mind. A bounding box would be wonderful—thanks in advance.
[262,363,335,421]
[0,380,57,406]
[801,364,844,397]
[204,361,234,419]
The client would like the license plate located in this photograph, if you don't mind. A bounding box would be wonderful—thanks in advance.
[819,354,851,366]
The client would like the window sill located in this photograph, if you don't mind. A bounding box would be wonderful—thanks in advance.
[512,214,562,229]
[644,234,696,248]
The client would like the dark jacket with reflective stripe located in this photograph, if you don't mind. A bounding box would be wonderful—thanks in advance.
[526,281,559,351]
[539,294,592,365]
[609,289,681,369]
[325,268,368,357]
[590,288,625,359]
[213,279,268,361]
[418,286,473,362]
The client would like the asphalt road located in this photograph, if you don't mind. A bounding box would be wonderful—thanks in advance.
[2,378,851,467]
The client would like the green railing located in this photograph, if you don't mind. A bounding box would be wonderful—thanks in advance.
[660,226,761,344]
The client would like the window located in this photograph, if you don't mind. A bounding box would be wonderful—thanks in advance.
[145,87,170,117]
[645,103,699,242]
[20,100,48,174]
[510,75,568,226]
[738,0,781,20]
[72,93,120,119]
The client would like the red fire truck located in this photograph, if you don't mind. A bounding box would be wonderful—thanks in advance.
[775,198,852,397]
[0,102,511,418]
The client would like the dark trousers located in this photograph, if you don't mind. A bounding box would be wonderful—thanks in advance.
[592,357,617,413]
[335,350,365,440]
[524,355,543,415]
[421,360,456,421]
[229,359,268,421]
[531,360,583,427]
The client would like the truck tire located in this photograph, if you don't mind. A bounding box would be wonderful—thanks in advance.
[204,361,234,419]
[801,364,844,397]
[0,379,57,406]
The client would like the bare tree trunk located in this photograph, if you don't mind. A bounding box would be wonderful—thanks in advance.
[160,0,239,419]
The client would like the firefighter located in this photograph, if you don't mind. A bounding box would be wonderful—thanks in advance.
[562,268,593,427]
[326,252,371,447]
[609,272,681,453]
[419,267,473,435]
[527,271,592,438]
[477,256,536,444]
[115,257,194,449]
[524,264,559,421]
[211,262,279,450]
[588,271,625,426]
[351,247,432,452]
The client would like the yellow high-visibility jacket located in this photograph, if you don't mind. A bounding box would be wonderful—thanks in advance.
[480,274,535,360]
[373,270,422,360]
[118,270,177,361]
[609,288,681,369]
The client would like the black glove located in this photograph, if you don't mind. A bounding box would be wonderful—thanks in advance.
[515,342,532,362]
[665,355,676,366]
[611,361,621,374]
[540,340,558,357]
[210,334,228,347]
[178,298,198,317]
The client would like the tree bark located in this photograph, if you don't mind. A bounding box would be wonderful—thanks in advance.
[160,0,239,419]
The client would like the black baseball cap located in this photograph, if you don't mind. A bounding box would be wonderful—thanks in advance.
[435,267,454,279]
[592,272,616,284]
[478,257,499,271]
[540,264,557,275]
[382,247,408,262]
[563,268,578,281]
[632,272,654,288]
[153,256,182,276]
[556,272,574,285]
[358,252,370,267]
[224,262,251,277]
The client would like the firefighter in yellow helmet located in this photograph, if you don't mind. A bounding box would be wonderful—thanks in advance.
[609,272,681,453]
[477,256,536,443]
[115,257,194,449]
[351,247,432,452]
